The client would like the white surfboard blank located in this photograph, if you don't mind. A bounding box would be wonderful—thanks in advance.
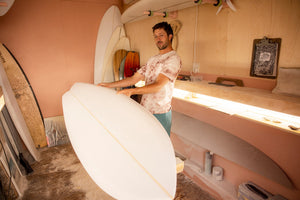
[94,5,122,84]
[62,83,176,200]
[101,27,130,83]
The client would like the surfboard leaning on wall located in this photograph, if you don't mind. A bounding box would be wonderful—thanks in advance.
[0,43,47,149]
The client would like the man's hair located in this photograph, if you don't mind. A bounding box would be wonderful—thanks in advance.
[152,22,173,42]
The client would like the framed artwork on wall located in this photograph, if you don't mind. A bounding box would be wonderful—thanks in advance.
[250,37,281,79]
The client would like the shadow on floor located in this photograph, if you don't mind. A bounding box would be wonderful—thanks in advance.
[20,144,216,200]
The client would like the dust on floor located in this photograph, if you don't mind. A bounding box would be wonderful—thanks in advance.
[20,144,216,200]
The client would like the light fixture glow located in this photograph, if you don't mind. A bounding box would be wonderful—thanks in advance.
[173,88,300,134]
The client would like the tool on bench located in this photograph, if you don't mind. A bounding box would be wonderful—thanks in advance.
[209,77,244,87]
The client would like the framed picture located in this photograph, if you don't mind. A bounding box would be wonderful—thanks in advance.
[250,37,281,79]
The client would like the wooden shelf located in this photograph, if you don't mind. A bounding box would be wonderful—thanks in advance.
[121,0,219,24]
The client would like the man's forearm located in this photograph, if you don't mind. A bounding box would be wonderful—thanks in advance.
[117,73,169,97]
[98,72,144,88]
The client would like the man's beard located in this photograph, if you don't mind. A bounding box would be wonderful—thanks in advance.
[157,41,169,50]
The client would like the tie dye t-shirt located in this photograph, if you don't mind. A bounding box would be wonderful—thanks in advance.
[137,50,181,114]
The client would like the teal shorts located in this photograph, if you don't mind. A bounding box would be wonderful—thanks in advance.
[153,110,172,137]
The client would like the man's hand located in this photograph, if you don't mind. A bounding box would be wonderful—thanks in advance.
[97,83,109,87]
[117,88,134,97]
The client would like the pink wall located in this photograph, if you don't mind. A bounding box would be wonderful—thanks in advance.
[0,0,122,117]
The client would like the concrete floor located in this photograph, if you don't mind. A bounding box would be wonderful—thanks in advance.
[20,144,216,200]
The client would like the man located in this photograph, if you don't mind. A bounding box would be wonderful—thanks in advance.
[98,22,181,136]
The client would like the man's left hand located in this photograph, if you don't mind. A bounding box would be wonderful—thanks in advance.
[117,88,134,97]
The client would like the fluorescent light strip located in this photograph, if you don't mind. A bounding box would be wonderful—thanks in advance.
[173,88,300,133]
